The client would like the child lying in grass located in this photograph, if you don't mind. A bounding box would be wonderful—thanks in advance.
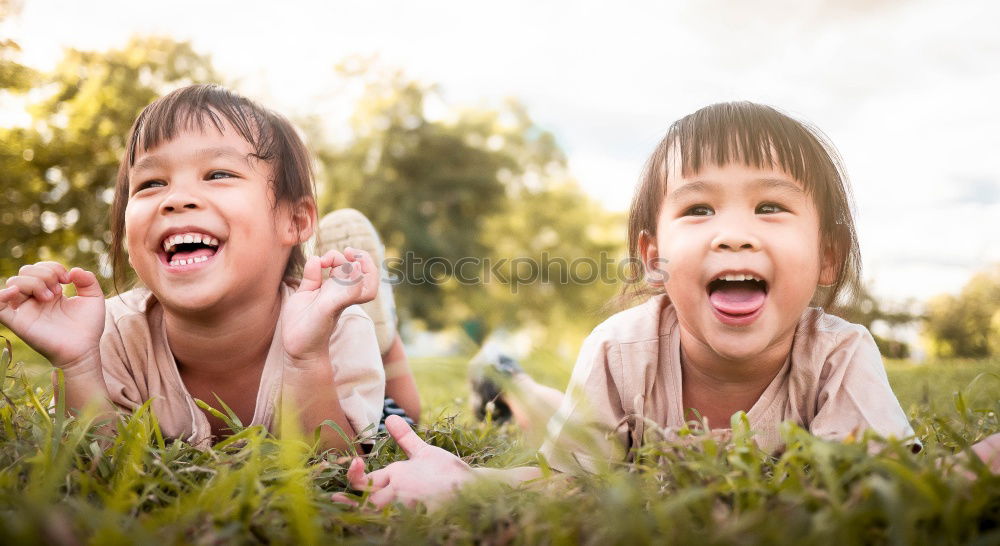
[0,85,385,450]
[336,101,999,508]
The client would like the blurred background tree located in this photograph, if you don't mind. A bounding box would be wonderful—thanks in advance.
[11,34,993,360]
[2,41,622,345]
[314,60,622,340]
[923,265,1000,358]
[1,1,34,92]
[837,284,918,359]
[0,35,217,287]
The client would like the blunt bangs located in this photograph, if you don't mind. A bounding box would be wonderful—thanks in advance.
[619,101,862,313]
[666,102,844,217]
[110,84,315,291]
[127,85,278,172]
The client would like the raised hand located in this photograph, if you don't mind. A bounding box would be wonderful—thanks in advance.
[0,262,105,367]
[281,247,379,363]
[331,415,475,509]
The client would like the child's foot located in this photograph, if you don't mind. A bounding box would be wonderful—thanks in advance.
[468,350,524,423]
[317,208,397,354]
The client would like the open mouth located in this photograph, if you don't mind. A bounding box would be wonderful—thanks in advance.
[160,232,222,268]
[707,273,768,321]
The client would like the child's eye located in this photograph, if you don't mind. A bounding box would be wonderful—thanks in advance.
[684,205,715,217]
[207,171,236,180]
[756,203,786,214]
[133,180,165,193]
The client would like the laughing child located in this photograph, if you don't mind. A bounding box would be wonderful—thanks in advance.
[0,85,384,449]
[334,101,940,508]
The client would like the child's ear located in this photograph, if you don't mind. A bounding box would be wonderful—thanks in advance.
[282,199,317,245]
[639,229,668,286]
[818,227,846,286]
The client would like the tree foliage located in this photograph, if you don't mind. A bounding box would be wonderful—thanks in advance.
[315,62,622,335]
[836,284,918,358]
[924,265,1000,358]
[0,37,217,285]
[0,0,35,93]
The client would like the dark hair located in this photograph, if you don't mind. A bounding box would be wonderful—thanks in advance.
[619,101,861,312]
[110,84,315,291]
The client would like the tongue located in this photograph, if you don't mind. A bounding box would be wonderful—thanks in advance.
[172,247,216,261]
[709,282,766,315]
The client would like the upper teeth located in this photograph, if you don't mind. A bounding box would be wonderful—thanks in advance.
[162,232,220,252]
[718,273,761,282]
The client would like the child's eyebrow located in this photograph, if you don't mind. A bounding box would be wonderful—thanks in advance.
[130,147,249,176]
[667,178,804,202]
[752,178,805,195]
[667,180,718,202]
[131,154,165,174]
[198,146,251,165]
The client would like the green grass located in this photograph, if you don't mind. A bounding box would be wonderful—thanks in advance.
[1,336,998,544]
[886,358,1000,415]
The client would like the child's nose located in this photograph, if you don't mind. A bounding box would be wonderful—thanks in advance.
[711,229,761,252]
[160,189,202,213]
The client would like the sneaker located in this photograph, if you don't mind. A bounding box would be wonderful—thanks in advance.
[316,208,398,354]
[468,347,524,423]
[378,397,415,434]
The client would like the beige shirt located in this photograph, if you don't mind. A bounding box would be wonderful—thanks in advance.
[540,295,915,473]
[95,285,385,446]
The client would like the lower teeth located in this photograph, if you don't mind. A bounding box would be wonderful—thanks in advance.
[170,256,209,266]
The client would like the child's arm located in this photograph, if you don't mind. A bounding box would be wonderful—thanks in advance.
[0,263,113,415]
[807,324,918,448]
[281,248,381,451]
[331,327,628,509]
[382,333,421,422]
[332,415,543,509]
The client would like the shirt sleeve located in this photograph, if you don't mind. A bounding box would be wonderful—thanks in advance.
[538,330,628,474]
[808,324,918,448]
[328,307,386,439]
[96,311,146,413]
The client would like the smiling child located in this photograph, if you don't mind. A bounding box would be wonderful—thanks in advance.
[0,85,385,449]
[333,102,924,507]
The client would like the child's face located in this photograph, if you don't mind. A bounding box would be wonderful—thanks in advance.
[124,123,311,315]
[643,160,836,363]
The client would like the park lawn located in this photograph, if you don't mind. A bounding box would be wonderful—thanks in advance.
[0,334,998,543]
[885,358,999,415]
[413,351,1000,426]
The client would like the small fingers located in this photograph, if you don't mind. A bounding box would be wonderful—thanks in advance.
[0,285,29,311]
[34,261,71,283]
[342,247,373,274]
[332,486,398,510]
[0,285,18,302]
[317,250,355,287]
[346,457,391,492]
[345,457,368,489]
[67,268,103,298]
[16,263,64,298]
[368,485,398,509]
[0,287,18,320]
[6,274,55,302]
[340,248,378,302]
[385,415,427,459]
[330,492,360,507]
[330,261,358,283]
[364,467,392,490]
[298,255,324,292]
[320,249,348,270]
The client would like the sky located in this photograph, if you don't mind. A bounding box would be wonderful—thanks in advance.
[2,0,999,305]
